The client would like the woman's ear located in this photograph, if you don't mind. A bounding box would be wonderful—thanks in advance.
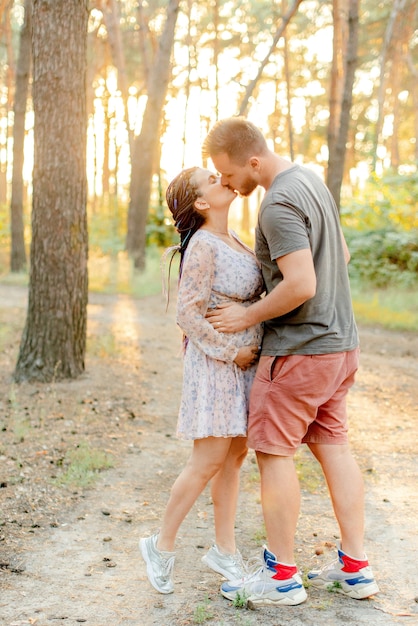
[194,197,210,211]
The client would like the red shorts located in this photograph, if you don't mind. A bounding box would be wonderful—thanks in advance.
[248,348,359,456]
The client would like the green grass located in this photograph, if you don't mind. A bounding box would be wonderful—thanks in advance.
[8,384,31,443]
[0,245,177,300]
[88,247,171,297]
[57,442,113,488]
[193,596,214,623]
[351,285,418,332]
[232,589,250,608]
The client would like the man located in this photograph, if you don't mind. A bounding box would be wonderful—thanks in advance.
[202,117,379,607]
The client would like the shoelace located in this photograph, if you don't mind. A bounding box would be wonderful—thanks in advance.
[234,553,304,599]
[235,553,264,581]
[322,558,339,573]
[159,553,175,580]
[230,551,246,573]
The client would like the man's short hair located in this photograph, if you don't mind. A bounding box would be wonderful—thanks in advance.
[202,117,268,165]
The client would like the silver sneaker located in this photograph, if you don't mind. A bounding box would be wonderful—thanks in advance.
[202,544,246,580]
[139,533,175,594]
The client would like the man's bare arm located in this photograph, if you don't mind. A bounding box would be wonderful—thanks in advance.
[340,228,350,264]
[206,248,316,333]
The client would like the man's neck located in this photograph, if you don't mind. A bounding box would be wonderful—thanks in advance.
[260,153,293,190]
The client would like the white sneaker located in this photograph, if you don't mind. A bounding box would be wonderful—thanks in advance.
[202,544,245,580]
[221,547,307,606]
[307,542,379,599]
[139,533,175,594]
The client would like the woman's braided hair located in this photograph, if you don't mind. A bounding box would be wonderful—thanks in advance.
[165,166,206,276]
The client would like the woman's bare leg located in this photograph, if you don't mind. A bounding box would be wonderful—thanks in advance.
[157,437,233,552]
[210,437,248,553]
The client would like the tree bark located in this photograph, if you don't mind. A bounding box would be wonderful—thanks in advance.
[0,1,14,204]
[407,51,418,162]
[326,0,359,210]
[282,0,295,161]
[14,0,89,383]
[101,0,134,156]
[10,0,32,272]
[371,0,409,171]
[125,0,180,269]
[326,0,345,182]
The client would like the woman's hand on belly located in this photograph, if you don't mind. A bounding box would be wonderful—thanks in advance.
[233,345,261,370]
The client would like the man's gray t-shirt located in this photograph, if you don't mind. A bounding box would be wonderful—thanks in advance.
[255,164,358,356]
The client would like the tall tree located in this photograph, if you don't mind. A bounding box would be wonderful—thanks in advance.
[326,0,359,209]
[407,51,418,162]
[10,0,32,272]
[371,0,409,171]
[125,0,180,269]
[237,0,304,117]
[101,0,134,155]
[327,0,345,182]
[14,0,89,383]
[0,0,14,204]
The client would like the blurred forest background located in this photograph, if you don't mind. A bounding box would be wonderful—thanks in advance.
[0,0,417,382]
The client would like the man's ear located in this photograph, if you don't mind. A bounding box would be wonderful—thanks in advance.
[194,197,210,211]
[249,157,260,171]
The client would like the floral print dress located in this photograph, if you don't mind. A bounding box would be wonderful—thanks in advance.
[176,229,264,440]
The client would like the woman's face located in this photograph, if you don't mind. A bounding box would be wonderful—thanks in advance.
[191,168,237,209]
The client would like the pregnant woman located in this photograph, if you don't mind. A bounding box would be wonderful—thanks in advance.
[139,166,264,594]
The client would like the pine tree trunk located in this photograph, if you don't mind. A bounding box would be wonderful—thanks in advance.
[371,0,409,172]
[326,0,359,210]
[10,0,32,272]
[14,0,89,383]
[125,0,180,269]
[326,0,345,184]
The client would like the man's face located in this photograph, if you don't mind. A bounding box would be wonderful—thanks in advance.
[211,153,259,197]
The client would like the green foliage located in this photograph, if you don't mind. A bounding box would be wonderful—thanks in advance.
[88,246,177,298]
[0,199,177,298]
[345,229,418,288]
[341,170,418,290]
[327,581,343,593]
[341,170,418,232]
[232,589,249,608]
[88,201,127,256]
[146,199,178,248]
[88,197,177,256]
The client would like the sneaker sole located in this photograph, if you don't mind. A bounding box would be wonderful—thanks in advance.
[139,538,174,595]
[310,577,380,600]
[221,587,307,606]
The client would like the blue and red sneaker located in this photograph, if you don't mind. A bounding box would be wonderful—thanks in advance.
[221,547,307,606]
[307,542,379,599]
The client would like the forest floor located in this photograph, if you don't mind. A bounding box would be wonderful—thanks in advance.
[0,284,417,626]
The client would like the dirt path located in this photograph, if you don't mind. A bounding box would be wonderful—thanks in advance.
[0,285,417,625]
